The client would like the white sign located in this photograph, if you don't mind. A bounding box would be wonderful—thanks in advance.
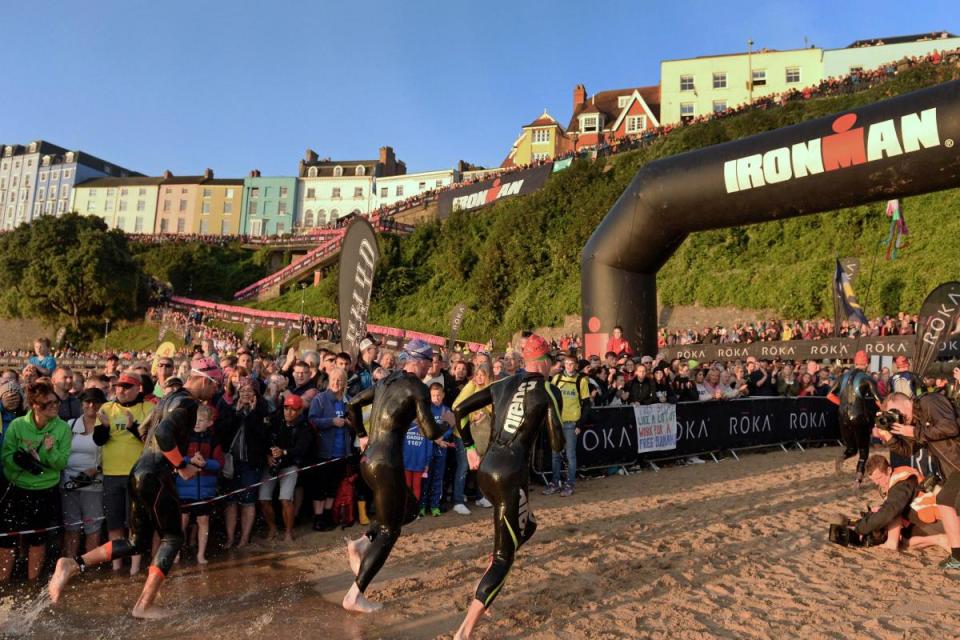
[635,403,677,453]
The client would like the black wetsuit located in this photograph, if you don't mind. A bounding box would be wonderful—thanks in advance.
[453,372,564,609]
[347,370,443,593]
[830,369,879,478]
[101,389,198,576]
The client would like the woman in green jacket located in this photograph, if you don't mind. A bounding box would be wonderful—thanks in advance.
[0,378,71,582]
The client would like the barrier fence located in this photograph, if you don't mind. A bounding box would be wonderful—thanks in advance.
[533,397,839,473]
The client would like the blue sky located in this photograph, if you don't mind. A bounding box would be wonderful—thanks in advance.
[1,0,953,176]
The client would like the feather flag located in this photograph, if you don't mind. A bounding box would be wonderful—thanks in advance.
[881,199,909,260]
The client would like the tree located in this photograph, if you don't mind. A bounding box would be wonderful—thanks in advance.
[0,213,146,336]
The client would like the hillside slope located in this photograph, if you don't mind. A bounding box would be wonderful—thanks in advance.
[246,63,960,345]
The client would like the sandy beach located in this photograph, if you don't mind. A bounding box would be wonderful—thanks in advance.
[4,446,959,639]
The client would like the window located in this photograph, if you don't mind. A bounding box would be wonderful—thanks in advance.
[353,187,363,198]
[279,186,287,198]
[625,115,647,133]
[247,201,258,216]
[11,177,17,187]
[138,188,146,196]
[86,200,96,212]
[160,219,169,233]
[120,188,128,197]
[262,187,269,197]
[221,220,230,235]
[106,188,116,197]
[276,222,285,234]
[278,201,287,215]
[176,218,186,233]
[680,75,695,91]
[223,201,232,214]
[116,217,126,230]
[581,115,599,133]
[306,188,316,199]
[39,173,46,183]
[332,187,341,198]
[418,181,426,191]
[303,210,314,227]
[712,72,727,89]
[33,203,41,217]
[181,188,187,194]
[380,187,387,198]
[202,201,210,214]
[713,100,728,113]
[202,188,212,198]
[849,66,863,73]
[119,200,128,212]
[44,202,52,215]
[63,169,71,179]
[395,185,404,197]
[317,210,326,225]
[533,129,550,144]
[50,186,57,199]
[330,208,339,219]
[785,67,801,83]
[178,199,187,212]
[333,166,343,177]
[617,96,630,108]
[134,217,143,233]
[37,190,44,202]
[436,180,443,188]
[199,220,209,234]
[136,200,145,212]
[163,200,171,212]
[680,103,695,123]
[355,165,365,176]
[57,200,66,214]
[165,187,172,194]
[250,187,259,199]
[751,69,767,87]
[60,185,69,199]
[225,188,234,199]
[104,199,114,211]
[307,167,318,177]
[532,152,550,162]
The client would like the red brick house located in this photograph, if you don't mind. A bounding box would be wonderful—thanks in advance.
[566,84,661,147]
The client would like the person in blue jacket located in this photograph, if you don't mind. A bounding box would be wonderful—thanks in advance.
[419,383,455,516]
[175,405,223,564]
[308,367,352,531]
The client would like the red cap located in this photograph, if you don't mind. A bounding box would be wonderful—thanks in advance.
[854,350,869,366]
[895,355,910,368]
[522,334,551,362]
[115,373,141,387]
[283,393,304,410]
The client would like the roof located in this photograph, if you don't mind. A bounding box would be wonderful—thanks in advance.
[847,31,956,48]
[161,176,207,185]
[2,141,139,176]
[204,178,244,185]
[566,85,661,132]
[522,111,561,128]
[75,176,166,188]
[2,140,68,158]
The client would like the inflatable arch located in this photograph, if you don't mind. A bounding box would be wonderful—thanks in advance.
[581,80,960,357]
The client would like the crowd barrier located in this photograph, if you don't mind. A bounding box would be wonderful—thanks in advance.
[657,335,960,362]
[533,397,839,473]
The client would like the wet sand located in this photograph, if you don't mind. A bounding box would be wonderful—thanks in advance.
[2,447,959,639]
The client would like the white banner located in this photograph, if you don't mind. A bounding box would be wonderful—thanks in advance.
[635,403,677,453]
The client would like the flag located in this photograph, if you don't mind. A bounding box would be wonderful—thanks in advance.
[881,199,909,260]
[834,258,868,326]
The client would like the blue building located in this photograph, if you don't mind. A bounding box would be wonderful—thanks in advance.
[240,170,298,236]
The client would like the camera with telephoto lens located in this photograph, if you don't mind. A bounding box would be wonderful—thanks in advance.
[13,449,43,475]
[828,512,887,548]
[875,408,906,432]
[63,473,94,492]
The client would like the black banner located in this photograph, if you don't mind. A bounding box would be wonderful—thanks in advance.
[338,219,379,356]
[437,164,553,218]
[533,397,839,472]
[658,334,960,363]
[448,303,467,354]
[914,282,960,376]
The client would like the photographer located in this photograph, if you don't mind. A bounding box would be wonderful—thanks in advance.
[876,391,960,571]
[852,454,948,552]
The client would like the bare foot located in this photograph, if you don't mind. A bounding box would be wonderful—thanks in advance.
[342,587,382,613]
[283,533,295,544]
[131,605,174,620]
[197,556,208,565]
[48,558,79,603]
[346,537,369,576]
[173,554,180,565]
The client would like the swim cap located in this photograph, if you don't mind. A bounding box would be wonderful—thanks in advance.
[522,334,550,361]
[400,339,433,362]
[854,350,869,366]
[191,357,223,384]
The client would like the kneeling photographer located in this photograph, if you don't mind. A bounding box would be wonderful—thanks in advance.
[875,391,960,571]
[847,454,948,552]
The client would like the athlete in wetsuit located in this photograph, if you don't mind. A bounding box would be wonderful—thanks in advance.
[342,339,444,613]
[452,334,564,640]
[49,358,222,619]
[828,350,879,483]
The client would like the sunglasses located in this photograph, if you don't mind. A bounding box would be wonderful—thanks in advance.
[158,362,173,369]
[37,398,61,410]
[114,382,135,389]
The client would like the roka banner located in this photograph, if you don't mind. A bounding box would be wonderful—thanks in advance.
[338,219,380,356]
[913,282,960,376]
[437,164,553,218]
[448,302,467,354]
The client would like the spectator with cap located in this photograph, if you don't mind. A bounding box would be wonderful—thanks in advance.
[61,387,108,561]
[95,369,155,574]
[103,354,120,379]
[348,338,380,396]
[259,393,314,543]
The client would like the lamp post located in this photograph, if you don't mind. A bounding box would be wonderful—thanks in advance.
[747,39,754,105]
[103,318,110,353]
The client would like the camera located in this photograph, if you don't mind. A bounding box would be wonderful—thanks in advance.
[828,513,887,548]
[875,408,905,431]
[13,449,43,475]
[63,473,94,492]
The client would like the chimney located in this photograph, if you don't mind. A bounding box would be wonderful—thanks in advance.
[573,84,587,110]
[163,170,173,179]
[203,168,213,180]
[379,146,397,175]
[248,169,257,178]
[305,148,318,163]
